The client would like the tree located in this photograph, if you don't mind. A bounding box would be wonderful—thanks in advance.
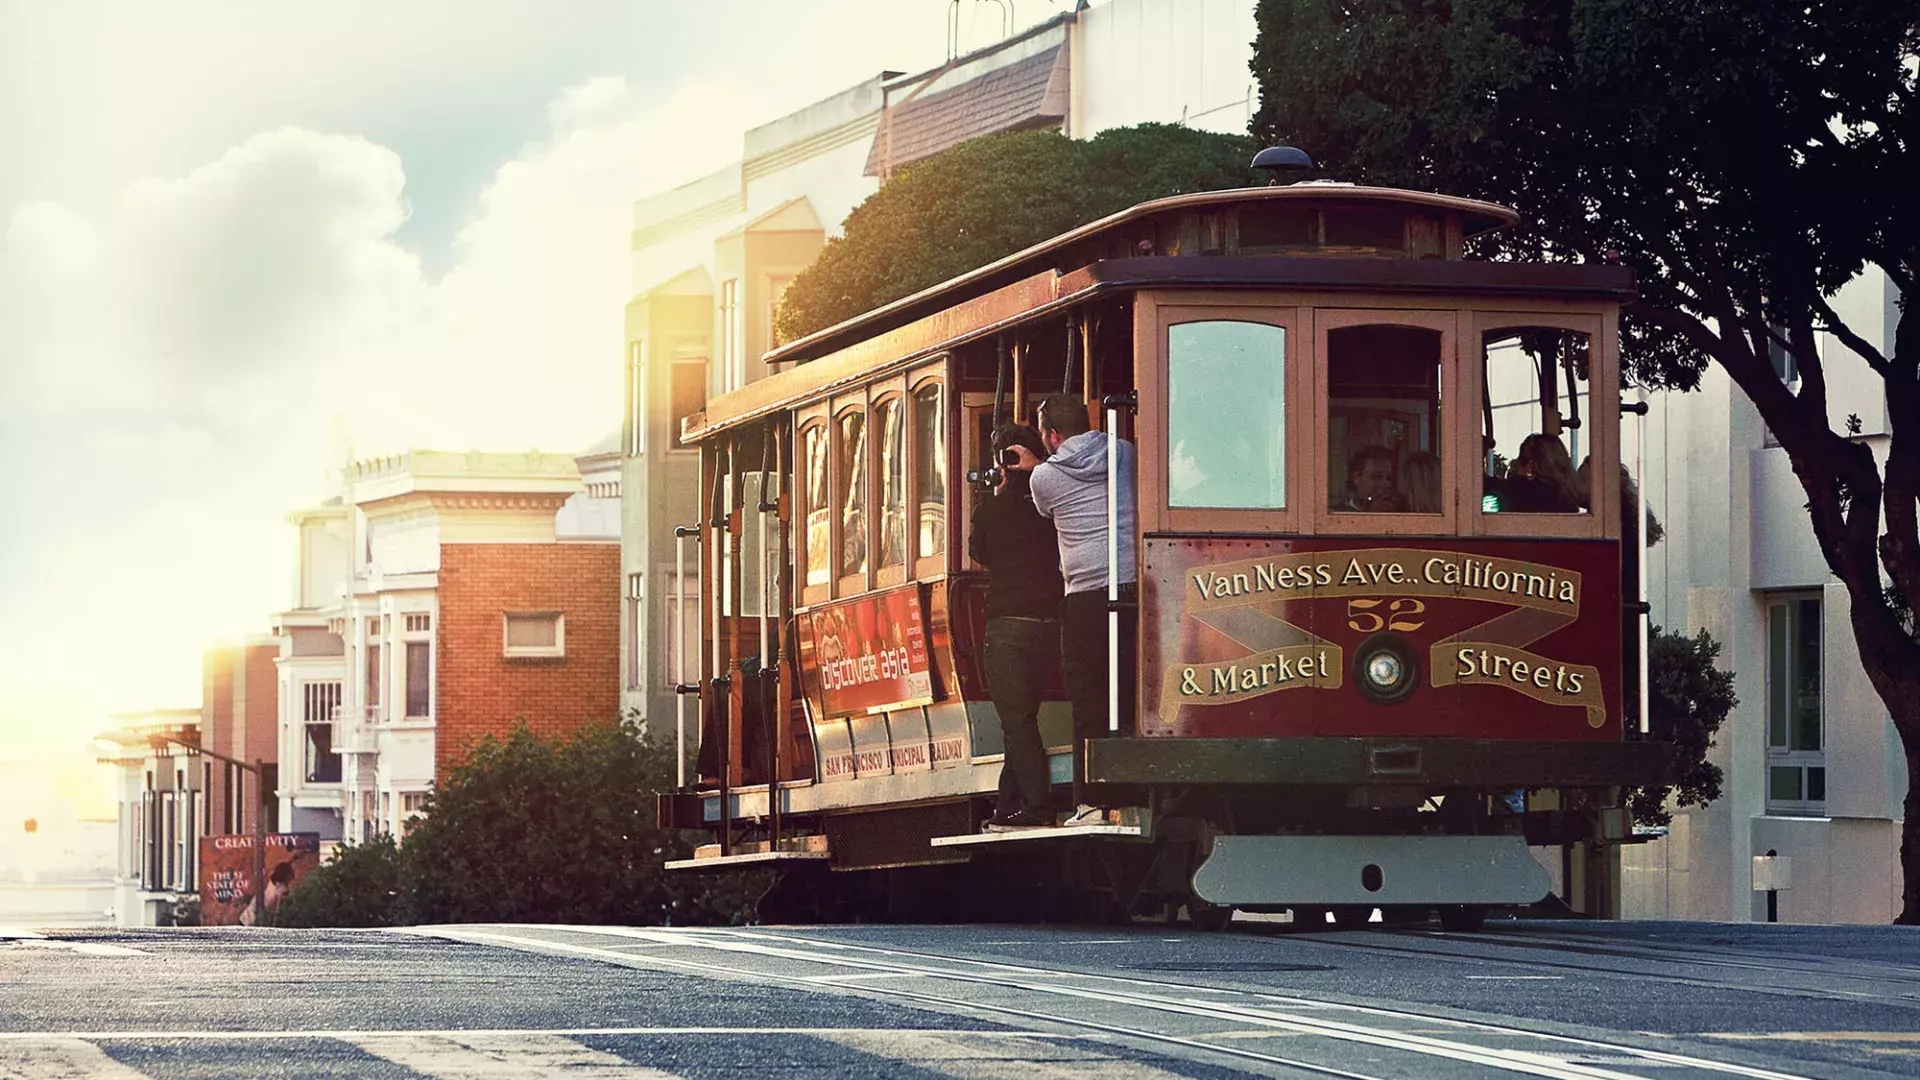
[272,718,761,927]
[1627,628,1738,828]
[1252,0,1920,921]
[401,718,760,925]
[775,124,1260,344]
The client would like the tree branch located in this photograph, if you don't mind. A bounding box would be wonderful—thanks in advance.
[1813,293,1895,377]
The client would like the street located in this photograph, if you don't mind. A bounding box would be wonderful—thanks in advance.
[4,918,1918,1079]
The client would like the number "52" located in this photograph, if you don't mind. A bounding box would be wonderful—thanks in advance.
[1348,598,1426,633]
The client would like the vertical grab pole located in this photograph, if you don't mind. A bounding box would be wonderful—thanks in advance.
[673,525,692,788]
[1637,384,1651,735]
[755,430,775,845]
[1106,402,1119,734]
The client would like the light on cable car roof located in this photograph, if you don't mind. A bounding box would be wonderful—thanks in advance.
[1251,145,1314,185]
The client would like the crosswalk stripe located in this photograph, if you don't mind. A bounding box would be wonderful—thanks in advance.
[816,1031,1192,1080]
[0,1037,151,1080]
[349,1032,679,1078]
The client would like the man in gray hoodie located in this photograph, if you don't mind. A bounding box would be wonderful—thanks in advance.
[1018,393,1137,825]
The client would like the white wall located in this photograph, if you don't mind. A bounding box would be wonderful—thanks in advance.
[1071,0,1259,139]
[1624,268,1908,924]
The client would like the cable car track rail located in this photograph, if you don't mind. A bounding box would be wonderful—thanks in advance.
[1250,926,1920,1003]
[401,924,1833,1080]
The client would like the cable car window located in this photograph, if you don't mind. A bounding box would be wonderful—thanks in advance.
[1326,325,1441,514]
[838,409,868,579]
[1481,328,1591,515]
[803,424,830,587]
[876,396,906,570]
[913,383,945,559]
[1168,320,1286,509]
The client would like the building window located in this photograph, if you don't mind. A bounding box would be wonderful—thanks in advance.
[1766,594,1825,814]
[365,642,382,712]
[1169,320,1288,510]
[401,791,427,815]
[404,612,432,634]
[671,357,706,449]
[627,340,647,457]
[719,278,742,392]
[766,273,793,345]
[664,569,701,686]
[405,642,431,718]
[626,574,645,691]
[302,681,342,784]
[504,612,565,658]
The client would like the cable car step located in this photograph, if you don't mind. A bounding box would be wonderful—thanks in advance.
[665,836,831,871]
[929,823,1145,848]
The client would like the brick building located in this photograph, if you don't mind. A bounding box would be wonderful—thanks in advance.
[434,539,620,776]
[278,449,619,844]
[202,638,281,839]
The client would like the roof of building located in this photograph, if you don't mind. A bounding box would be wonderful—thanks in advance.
[716,196,823,241]
[866,43,1069,177]
[348,449,583,506]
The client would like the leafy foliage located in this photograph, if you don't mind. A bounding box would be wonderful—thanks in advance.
[1251,0,1920,922]
[273,718,763,928]
[271,833,402,928]
[1627,628,1737,828]
[774,124,1260,343]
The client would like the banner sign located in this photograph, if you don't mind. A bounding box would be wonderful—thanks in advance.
[1158,544,1608,731]
[806,584,933,719]
[198,832,321,926]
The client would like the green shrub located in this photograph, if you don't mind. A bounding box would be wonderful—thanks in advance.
[274,718,763,927]
[272,834,402,928]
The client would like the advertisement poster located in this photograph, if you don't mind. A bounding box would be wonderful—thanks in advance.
[808,585,933,718]
[198,833,321,926]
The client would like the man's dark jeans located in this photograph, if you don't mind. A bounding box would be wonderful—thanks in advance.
[1061,585,1137,807]
[983,616,1057,816]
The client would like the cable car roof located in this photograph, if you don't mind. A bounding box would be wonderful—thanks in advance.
[764,185,1519,369]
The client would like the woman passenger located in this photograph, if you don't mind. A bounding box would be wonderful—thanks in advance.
[1502,434,1583,513]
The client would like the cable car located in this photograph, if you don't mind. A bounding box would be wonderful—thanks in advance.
[660,159,1667,928]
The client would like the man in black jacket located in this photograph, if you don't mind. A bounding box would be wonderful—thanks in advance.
[968,424,1064,829]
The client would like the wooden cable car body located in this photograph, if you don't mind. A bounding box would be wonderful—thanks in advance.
[663,182,1666,924]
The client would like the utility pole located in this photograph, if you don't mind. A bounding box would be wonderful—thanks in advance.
[152,735,270,925]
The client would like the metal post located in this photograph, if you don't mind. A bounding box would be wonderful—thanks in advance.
[1106,404,1119,734]
[1636,384,1650,735]
[672,525,700,788]
[1765,848,1779,923]
[251,757,266,926]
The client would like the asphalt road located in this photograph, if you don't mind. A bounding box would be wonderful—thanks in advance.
[3,918,1918,1079]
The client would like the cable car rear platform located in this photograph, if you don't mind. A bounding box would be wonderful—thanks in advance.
[1083,737,1672,788]
[661,737,1670,870]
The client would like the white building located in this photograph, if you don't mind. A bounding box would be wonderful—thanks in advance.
[1623,269,1908,923]
[93,708,205,927]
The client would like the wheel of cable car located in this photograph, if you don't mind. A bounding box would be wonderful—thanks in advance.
[1187,897,1234,932]
[1379,905,1434,926]
[1291,906,1332,930]
[1437,904,1488,932]
[1330,904,1376,928]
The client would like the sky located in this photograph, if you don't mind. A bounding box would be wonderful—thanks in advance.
[0,0,1068,775]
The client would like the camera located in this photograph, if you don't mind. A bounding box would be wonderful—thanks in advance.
[966,464,1005,489]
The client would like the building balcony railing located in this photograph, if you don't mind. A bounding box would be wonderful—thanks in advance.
[331,705,382,755]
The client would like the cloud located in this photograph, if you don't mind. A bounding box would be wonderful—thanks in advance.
[0,75,747,753]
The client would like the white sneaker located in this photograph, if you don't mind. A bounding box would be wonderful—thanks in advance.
[1062,805,1107,828]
